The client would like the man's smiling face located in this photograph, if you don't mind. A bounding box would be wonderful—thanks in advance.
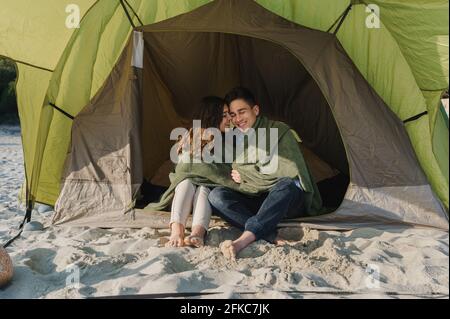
[229,99,260,131]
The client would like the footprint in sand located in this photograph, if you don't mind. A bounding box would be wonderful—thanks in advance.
[23,248,56,275]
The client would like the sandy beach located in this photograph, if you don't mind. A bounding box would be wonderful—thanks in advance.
[0,126,448,299]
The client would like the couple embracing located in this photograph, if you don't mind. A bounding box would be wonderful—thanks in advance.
[148,87,322,260]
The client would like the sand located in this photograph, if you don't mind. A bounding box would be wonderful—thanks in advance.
[0,125,448,299]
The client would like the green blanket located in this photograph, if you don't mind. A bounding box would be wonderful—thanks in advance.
[232,116,323,216]
[145,155,238,211]
[147,116,322,216]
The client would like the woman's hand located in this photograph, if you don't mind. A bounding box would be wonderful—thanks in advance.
[231,170,241,184]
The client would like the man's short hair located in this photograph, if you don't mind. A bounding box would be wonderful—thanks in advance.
[224,86,257,108]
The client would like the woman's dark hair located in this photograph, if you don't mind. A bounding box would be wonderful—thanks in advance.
[177,96,225,155]
[193,96,225,128]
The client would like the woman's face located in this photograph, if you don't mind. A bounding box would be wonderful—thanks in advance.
[219,105,232,133]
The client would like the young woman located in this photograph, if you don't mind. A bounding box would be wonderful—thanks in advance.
[148,96,232,248]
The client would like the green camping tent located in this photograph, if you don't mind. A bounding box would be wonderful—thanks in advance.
[0,0,448,229]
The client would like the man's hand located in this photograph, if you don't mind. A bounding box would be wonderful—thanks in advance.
[231,169,242,184]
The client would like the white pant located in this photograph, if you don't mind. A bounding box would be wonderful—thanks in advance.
[170,179,212,231]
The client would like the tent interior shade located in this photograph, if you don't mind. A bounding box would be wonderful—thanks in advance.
[140,31,350,208]
[141,31,349,189]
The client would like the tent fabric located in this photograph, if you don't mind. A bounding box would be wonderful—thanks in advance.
[0,0,97,71]
[7,0,212,209]
[51,0,448,230]
[137,0,429,190]
[0,0,98,203]
[52,41,143,225]
[0,0,447,229]
[256,0,449,208]
[2,0,447,208]
[300,184,448,230]
[1,0,447,209]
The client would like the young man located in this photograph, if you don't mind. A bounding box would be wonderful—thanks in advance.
[208,87,322,260]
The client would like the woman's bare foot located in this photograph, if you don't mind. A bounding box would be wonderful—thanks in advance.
[184,225,206,248]
[166,223,185,247]
[184,235,204,247]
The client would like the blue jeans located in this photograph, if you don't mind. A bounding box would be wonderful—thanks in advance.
[208,178,305,242]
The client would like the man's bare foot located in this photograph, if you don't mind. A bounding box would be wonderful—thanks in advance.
[219,231,257,260]
[220,240,237,261]
[274,236,289,246]
[166,223,185,247]
[184,225,206,248]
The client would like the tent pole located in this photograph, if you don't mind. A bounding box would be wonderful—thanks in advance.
[123,0,144,26]
[2,204,32,248]
[119,0,136,28]
[49,102,75,120]
[333,4,352,35]
[403,111,428,124]
[326,4,352,35]
[2,180,33,248]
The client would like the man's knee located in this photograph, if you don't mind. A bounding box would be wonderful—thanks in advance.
[208,186,229,207]
[273,177,298,191]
